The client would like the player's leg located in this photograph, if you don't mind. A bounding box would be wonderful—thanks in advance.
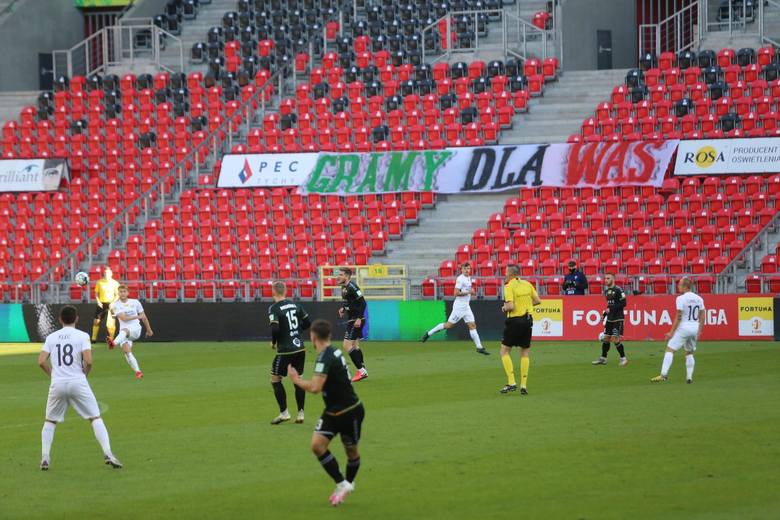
[499,343,517,393]
[91,306,103,342]
[335,405,364,503]
[270,355,290,424]
[293,352,306,423]
[593,324,612,365]
[105,311,116,341]
[613,333,628,366]
[344,325,368,381]
[684,335,697,383]
[41,382,66,469]
[122,342,143,378]
[518,322,532,393]
[652,338,681,381]
[465,310,488,354]
[69,380,122,467]
[422,310,459,341]
[112,326,128,350]
[312,418,351,504]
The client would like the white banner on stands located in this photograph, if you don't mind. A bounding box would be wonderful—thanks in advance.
[0,159,69,192]
[218,153,318,188]
[675,138,780,175]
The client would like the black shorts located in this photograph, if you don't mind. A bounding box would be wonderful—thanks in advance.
[604,320,624,337]
[344,320,364,341]
[94,304,112,320]
[271,350,305,377]
[315,403,365,447]
[502,315,533,348]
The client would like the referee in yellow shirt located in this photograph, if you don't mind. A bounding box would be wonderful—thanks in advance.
[92,267,120,342]
[500,264,541,395]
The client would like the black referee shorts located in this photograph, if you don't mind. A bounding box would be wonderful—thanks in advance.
[502,315,533,348]
[270,350,306,377]
[94,303,111,320]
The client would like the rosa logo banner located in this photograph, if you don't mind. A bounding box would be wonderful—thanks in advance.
[217,142,678,192]
[674,137,780,175]
[0,159,69,192]
[218,153,318,188]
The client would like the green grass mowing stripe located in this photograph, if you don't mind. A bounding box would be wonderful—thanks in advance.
[0,340,778,519]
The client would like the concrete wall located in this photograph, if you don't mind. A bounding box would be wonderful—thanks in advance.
[561,0,637,71]
[0,0,84,91]
[123,0,167,19]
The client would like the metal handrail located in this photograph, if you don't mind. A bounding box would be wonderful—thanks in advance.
[504,12,550,61]
[760,0,779,47]
[638,1,699,60]
[33,67,288,303]
[717,208,780,292]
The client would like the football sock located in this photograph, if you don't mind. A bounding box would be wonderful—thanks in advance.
[661,351,674,377]
[41,422,56,459]
[469,329,483,350]
[601,342,610,357]
[294,386,306,412]
[106,317,116,339]
[427,323,445,336]
[686,355,695,380]
[114,330,127,347]
[501,354,516,386]
[124,352,140,373]
[346,457,361,483]
[272,381,287,413]
[317,451,344,483]
[91,322,100,342]
[616,342,626,358]
[348,348,365,370]
[91,418,112,456]
[520,356,530,389]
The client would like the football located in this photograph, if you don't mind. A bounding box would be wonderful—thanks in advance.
[598,332,606,342]
[75,271,89,286]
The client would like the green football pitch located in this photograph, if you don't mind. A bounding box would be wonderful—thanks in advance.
[1,340,778,519]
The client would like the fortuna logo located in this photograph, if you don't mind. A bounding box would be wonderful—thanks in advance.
[238,158,253,183]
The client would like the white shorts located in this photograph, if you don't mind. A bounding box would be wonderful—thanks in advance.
[448,306,475,324]
[45,379,100,422]
[667,326,699,353]
[119,322,142,343]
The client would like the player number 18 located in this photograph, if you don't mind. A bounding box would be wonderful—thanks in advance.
[55,343,74,367]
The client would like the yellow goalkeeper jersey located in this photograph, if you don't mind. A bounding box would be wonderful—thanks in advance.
[95,278,119,303]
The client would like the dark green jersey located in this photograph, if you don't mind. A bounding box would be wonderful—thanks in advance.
[314,346,361,414]
[341,280,366,320]
[268,299,309,354]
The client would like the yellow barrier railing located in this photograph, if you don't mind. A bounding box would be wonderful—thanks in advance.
[318,264,409,301]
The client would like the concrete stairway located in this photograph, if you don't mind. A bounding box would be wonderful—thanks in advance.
[727,219,780,292]
[157,0,238,74]
[500,68,629,144]
[0,90,39,126]
[381,194,509,287]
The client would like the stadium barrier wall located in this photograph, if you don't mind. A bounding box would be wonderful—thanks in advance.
[7,296,774,343]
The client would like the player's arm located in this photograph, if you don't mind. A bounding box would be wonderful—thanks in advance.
[698,307,705,337]
[501,284,514,312]
[665,310,682,340]
[576,273,588,290]
[37,351,51,376]
[288,367,326,393]
[454,279,469,297]
[82,348,93,376]
[299,310,312,331]
[615,288,627,312]
[531,286,541,306]
[269,314,280,349]
[95,282,102,307]
[352,292,367,327]
[138,312,154,336]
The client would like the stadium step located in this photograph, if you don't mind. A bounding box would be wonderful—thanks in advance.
[0,90,40,125]
[499,68,629,144]
[382,194,509,288]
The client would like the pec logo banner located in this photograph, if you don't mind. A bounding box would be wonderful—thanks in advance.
[737,297,774,337]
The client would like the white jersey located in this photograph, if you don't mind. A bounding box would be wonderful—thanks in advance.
[111,298,145,328]
[676,291,705,328]
[42,326,91,382]
[454,274,473,308]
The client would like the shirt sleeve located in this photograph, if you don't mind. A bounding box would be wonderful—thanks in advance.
[455,276,464,291]
[531,284,540,301]
[135,300,145,315]
[41,337,51,353]
[675,296,684,311]
[314,352,330,375]
[83,336,92,351]
[268,305,278,324]
[504,282,514,302]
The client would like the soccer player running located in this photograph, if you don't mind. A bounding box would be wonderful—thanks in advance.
[38,305,122,470]
[499,264,541,395]
[107,284,153,379]
[336,268,368,382]
[652,277,705,383]
[289,319,365,507]
[592,273,629,366]
[268,281,311,425]
[420,262,489,355]
[92,267,119,342]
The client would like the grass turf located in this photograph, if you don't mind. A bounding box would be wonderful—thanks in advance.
[0,339,778,519]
